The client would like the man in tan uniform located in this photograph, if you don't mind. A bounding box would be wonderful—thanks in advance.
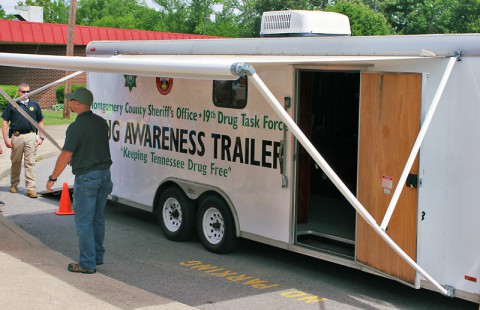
[2,83,45,198]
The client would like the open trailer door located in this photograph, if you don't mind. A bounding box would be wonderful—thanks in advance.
[356,72,421,284]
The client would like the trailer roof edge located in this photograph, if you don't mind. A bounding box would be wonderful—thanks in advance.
[86,34,480,58]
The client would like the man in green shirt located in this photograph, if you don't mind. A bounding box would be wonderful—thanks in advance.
[46,87,113,274]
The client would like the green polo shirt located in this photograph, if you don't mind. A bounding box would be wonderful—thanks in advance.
[63,110,112,176]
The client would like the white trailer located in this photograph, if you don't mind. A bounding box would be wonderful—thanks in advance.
[1,10,480,303]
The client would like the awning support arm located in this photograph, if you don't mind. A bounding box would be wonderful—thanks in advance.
[247,71,450,296]
[21,71,84,102]
[380,56,458,230]
[0,71,83,151]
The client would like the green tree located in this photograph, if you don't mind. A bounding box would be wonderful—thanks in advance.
[207,2,241,37]
[153,0,217,34]
[459,0,480,32]
[76,0,162,30]
[214,0,261,38]
[191,0,216,34]
[380,0,480,34]
[357,0,380,12]
[307,0,331,10]
[0,5,6,18]
[207,0,261,38]
[327,1,394,35]
[152,0,192,33]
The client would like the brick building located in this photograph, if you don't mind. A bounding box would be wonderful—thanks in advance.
[0,19,213,107]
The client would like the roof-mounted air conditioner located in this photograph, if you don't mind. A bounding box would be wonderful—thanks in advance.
[260,10,351,37]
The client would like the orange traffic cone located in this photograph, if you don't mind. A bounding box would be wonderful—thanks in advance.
[55,182,74,215]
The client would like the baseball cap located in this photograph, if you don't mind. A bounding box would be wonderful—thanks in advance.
[65,87,94,105]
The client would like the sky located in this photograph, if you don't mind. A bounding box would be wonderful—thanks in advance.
[0,1,160,14]
[0,1,15,13]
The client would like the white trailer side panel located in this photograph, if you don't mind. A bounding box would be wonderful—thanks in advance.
[420,57,480,296]
[88,66,294,243]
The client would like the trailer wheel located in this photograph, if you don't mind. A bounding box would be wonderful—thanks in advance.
[197,195,237,254]
[157,187,195,241]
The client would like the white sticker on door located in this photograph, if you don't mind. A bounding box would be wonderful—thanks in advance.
[382,175,393,195]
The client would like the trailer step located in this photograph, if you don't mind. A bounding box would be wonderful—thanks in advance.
[297,231,354,259]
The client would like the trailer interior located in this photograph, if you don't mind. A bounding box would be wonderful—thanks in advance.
[296,70,360,259]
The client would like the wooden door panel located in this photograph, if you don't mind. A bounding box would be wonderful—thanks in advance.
[356,72,421,283]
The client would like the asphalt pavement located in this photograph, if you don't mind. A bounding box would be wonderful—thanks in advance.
[0,124,196,309]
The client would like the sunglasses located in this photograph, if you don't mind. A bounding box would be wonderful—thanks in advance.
[20,90,30,93]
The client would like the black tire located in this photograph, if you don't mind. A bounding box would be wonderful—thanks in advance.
[197,195,238,254]
[157,187,195,241]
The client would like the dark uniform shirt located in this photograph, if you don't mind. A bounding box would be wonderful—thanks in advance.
[63,110,112,176]
[1,99,44,135]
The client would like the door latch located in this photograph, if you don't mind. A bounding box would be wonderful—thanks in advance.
[406,173,418,188]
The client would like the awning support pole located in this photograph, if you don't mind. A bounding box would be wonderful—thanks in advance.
[20,71,84,101]
[0,71,83,151]
[248,72,449,296]
[380,56,458,230]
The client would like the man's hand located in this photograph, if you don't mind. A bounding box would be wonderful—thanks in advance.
[4,139,12,148]
[36,137,43,146]
[46,180,55,192]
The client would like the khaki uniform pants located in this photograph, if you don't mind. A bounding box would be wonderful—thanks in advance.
[11,132,37,191]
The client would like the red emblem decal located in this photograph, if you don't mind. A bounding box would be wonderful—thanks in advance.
[156,77,173,95]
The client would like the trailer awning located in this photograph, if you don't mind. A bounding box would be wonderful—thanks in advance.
[0,52,431,80]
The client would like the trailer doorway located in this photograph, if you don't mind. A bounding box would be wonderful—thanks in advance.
[295,70,359,259]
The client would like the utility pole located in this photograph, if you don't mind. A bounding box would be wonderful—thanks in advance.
[63,0,77,119]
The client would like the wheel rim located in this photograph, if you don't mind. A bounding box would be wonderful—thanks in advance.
[202,207,224,245]
[163,197,182,232]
